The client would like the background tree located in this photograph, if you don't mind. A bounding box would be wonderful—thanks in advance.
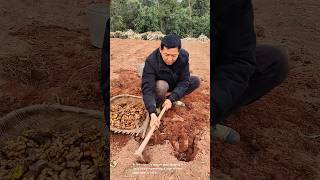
[192,0,209,17]
[141,0,156,6]
[110,16,126,32]
[123,0,142,29]
[134,6,161,32]
[110,0,210,38]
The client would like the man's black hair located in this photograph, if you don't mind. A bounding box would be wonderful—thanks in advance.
[160,34,181,50]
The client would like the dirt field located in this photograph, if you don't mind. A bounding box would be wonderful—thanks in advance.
[0,0,319,179]
[0,0,106,116]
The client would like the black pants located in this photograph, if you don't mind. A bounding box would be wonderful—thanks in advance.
[222,44,289,120]
[155,76,201,107]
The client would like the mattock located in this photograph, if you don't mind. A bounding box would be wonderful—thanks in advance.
[134,107,167,163]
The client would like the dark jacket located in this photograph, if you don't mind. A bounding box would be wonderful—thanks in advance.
[212,0,257,124]
[142,48,190,114]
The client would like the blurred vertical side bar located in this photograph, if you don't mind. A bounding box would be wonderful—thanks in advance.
[210,0,216,179]
[100,4,110,180]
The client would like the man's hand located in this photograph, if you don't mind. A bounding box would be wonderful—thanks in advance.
[150,113,160,129]
[162,99,172,110]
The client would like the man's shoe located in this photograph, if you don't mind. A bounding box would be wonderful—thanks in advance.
[137,63,145,77]
[212,124,240,144]
[173,100,185,107]
[156,101,184,115]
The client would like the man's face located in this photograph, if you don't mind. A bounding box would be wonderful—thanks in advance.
[160,47,179,65]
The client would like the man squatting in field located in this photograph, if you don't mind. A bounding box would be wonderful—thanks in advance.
[212,0,289,143]
[139,34,200,128]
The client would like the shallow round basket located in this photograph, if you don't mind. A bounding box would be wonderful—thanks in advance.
[0,104,105,145]
[110,94,150,136]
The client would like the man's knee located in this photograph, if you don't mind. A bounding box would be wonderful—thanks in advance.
[190,75,201,89]
[185,75,201,95]
[156,80,169,95]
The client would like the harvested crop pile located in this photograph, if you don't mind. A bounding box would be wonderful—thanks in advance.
[0,125,105,179]
[110,101,146,130]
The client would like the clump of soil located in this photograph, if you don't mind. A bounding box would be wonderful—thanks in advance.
[0,126,106,179]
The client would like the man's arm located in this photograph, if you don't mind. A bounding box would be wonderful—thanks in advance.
[141,60,157,114]
[213,0,256,123]
[168,53,191,102]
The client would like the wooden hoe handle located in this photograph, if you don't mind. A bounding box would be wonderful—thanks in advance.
[135,107,167,155]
